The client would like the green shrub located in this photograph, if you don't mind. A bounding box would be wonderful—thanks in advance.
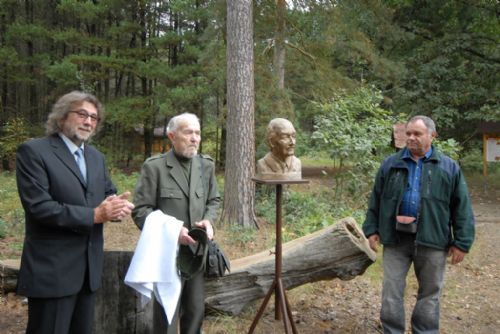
[255,188,366,242]
[433,138,462,161]
[311,86,398,200]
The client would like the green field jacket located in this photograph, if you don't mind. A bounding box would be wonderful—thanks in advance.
[363,147,475,252]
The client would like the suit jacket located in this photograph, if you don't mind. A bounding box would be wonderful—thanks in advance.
[15,134,116,298]
[132,150,220,266]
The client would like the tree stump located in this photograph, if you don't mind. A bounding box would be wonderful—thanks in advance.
[92,251,154,334]
[0,258,20,293]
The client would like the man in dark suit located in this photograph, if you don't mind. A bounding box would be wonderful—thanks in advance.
[133,113,220,334]
[15,91,134,334]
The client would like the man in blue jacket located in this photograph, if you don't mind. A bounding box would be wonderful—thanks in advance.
[363,115,475,334]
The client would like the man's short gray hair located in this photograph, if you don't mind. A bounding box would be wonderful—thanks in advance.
[45,91,104,136]
[167,113,200,134]
[407,115,436,135]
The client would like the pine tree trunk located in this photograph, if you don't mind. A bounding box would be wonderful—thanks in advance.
[223,0,257,228]
[274,0,287,90]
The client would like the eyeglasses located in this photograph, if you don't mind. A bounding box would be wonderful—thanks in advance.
[70,110,100,123]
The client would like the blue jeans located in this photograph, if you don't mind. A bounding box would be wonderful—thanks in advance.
[381,233,447,334]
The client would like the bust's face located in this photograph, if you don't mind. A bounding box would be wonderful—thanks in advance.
[270,122,296,161]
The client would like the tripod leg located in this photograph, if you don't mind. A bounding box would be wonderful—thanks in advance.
[248,280,277,334]
[276,279,292,334]
[283,286,299,334]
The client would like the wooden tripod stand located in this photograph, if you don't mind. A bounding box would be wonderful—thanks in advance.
[249,178,309,334]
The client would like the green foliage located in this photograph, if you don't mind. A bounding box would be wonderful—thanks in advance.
[0,117,30,162]
[225,224,257,248]
[459,146,500,175]
[45,60,80,88]
[110,171,139,194]
[433,137,462,161]
[387,0,499,142]
[255,187,366,242]
[311,86,397,199]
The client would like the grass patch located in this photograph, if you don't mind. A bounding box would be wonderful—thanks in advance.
[0,172,24,239]
[363,253,383,283]
[300,155,336,168]
[110,170,139,194]
[464,170,500,189]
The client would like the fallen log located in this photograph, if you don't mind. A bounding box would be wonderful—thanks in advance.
[205,217,376,315]
[0,217,376,333]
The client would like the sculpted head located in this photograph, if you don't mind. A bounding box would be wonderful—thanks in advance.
[266,118,296,162]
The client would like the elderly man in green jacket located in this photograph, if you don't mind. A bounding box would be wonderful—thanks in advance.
[363,115,475,334]
[133,113,220,334]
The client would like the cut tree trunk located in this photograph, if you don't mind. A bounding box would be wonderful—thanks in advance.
[0,259,20,293]
[205,217,376,315]
[0,217,376,333]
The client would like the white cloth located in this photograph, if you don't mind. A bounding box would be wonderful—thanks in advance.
[124,210,183,324]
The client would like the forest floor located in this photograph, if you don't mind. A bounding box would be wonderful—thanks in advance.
[0,171,498,334]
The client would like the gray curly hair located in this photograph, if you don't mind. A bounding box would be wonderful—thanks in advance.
[45,91,104,136]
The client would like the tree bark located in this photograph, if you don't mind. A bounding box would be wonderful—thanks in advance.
[223,0,257,227]
[274,0,287,90]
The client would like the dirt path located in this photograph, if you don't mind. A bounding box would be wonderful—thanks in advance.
[1,181,498,333]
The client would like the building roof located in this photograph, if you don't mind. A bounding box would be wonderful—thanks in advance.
[134,125,168,138]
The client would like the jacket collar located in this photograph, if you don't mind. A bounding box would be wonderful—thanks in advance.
[399,145,440,161]
[165,150,202,198]
[49,135,88,187]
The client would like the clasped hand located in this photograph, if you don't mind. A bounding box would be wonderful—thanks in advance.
[94,191,135,224]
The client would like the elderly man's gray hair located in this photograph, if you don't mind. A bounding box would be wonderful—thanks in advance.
[167,113,200,134]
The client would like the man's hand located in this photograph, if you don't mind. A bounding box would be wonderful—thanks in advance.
[368,234,380,252]
[93,191,135,224]
[448,246,466,265]
[178,227,197,245]
[194,219,214,240]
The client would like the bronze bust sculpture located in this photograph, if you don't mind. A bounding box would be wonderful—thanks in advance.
[256,118,302,180]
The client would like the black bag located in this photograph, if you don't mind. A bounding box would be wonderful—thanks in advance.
[205,240,230,278]
[395,215,418,234]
